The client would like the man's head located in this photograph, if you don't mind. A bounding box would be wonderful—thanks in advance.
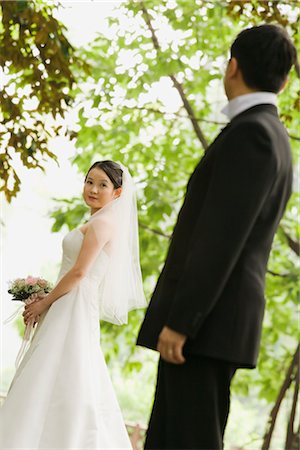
[224,24,299,99]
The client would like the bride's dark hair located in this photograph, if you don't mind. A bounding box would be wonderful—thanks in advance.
[85,160,123,189]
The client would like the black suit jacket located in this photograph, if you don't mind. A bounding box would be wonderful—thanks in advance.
[137,104,293,368]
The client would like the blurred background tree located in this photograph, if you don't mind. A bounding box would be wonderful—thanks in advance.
[5,1,299,448]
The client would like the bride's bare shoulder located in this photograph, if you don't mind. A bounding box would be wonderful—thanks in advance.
[78,224,89,235]
[79,216,115,237]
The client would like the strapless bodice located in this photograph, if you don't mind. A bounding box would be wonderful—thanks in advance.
[56,228,109,286]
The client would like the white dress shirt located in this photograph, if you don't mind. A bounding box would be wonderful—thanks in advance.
[222,92,277,121]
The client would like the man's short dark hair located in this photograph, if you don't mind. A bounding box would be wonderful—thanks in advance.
[230,24,299,93]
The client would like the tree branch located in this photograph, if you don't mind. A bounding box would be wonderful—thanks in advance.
[140,2,208,151]
[267,270,291,278]
[123,105,227,125]
[288,134,300,142]
[122,106,300,141]
[140,222,171,239]
[285,359,299,450]
[281,228,300,257]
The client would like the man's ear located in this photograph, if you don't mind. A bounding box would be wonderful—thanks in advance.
[227,57,239,78]
[278,77,288,93]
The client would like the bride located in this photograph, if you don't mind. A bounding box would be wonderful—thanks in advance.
[0,160,146,449]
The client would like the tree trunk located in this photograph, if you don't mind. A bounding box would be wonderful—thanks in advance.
[261,344,300,450]
[285,357,299,450]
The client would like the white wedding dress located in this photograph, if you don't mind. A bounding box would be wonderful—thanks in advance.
[0,228,132,450]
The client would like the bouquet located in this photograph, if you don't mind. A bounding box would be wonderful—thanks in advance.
[5,275,52,368]
[8,276,52,301]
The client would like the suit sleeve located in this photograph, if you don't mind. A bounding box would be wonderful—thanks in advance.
[166,122,278,338]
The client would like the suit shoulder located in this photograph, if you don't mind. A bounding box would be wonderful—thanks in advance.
[225,118,274,147]
[230,112,290,152]
[225,112,292,174]
[232,109,288,140]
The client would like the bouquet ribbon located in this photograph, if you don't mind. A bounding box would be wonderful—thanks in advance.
[3,305,24,325]
[3,295,41,369]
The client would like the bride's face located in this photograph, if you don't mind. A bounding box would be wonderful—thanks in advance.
[83,168,121,214]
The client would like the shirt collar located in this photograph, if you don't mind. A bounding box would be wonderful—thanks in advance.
[222,92,277,121]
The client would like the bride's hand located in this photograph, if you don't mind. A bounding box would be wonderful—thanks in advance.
[23,297,49,325]
[23,313,40,327]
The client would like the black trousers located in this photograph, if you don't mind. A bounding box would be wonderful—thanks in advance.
[144,355,237,450]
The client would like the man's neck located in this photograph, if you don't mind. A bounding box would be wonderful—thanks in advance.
[227,86,258,101]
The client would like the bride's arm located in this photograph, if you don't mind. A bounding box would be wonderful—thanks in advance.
[24,220,111,323]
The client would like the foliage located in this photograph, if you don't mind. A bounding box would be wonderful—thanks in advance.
[0,0,79,202]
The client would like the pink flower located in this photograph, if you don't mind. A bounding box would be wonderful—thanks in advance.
[25,276,38,286]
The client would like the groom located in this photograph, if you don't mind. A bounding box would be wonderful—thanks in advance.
[137,24,298,449]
